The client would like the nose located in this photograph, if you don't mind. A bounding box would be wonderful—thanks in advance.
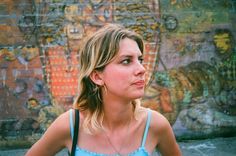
[135,61,146,76]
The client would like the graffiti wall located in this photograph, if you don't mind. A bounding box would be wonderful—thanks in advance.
[143,0,236,139]
[0,0,235,147]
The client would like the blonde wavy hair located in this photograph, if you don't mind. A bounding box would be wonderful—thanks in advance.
[73,23,144,134]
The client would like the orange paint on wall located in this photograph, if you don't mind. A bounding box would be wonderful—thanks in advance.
[45,46,79,107]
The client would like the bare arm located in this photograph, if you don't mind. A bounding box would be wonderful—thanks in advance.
[25,111,71,156]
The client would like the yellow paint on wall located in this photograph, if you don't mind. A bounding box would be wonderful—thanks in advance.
[214,33,230,53]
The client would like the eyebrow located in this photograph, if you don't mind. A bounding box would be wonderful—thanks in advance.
[119,54,143,58]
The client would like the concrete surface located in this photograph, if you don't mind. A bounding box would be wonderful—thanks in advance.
[0,137,236,156]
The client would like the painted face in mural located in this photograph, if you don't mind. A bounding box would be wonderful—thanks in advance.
[213,30,233,58]
[100,38,146,100]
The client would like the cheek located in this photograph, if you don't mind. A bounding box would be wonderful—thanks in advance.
[104,68,129,84]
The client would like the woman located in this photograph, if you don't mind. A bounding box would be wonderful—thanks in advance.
[26,24,181,156]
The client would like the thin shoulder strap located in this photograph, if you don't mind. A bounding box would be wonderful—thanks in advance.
[69,109,74,139]
[141,109,151,147]
[71,109,79,156]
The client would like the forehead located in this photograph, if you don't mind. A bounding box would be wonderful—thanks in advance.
[117,38,142,56]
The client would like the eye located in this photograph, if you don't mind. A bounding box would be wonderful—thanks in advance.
[138,57,144,64]
[121,58,131,64]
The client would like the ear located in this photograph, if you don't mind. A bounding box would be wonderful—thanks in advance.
[89,70,104,86]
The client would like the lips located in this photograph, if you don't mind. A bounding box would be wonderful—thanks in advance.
[132,80,145,87]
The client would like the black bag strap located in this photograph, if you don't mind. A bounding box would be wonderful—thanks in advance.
[71,109,79,156]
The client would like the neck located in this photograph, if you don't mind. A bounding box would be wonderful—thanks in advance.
[102,100,134,131]
[104,108,132,156]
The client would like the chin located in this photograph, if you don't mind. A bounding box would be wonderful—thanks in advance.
[130,92,145,99]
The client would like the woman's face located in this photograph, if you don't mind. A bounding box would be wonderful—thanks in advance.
[100,37,146,101]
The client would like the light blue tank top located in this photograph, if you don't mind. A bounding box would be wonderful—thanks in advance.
[69,109,154,156]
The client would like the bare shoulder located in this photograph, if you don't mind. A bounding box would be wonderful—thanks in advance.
[151,109,170,127]
[142,108,170,132]
[41,109,72,143]
[55,109,85,135]
[144,108,182,156]
[51,109,84,138]
[53,109,71,129]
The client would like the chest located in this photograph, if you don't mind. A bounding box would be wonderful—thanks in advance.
[79,125,144,154]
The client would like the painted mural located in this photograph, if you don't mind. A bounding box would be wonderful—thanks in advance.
[0,0,235,147]
[142,0,236,139]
